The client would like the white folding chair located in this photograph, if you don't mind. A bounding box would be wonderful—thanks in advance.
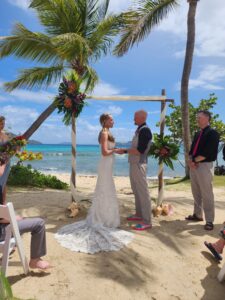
[0,202,29,276]
[218,263,225,282]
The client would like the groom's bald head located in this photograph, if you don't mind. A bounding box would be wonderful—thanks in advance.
[134,110,148,126]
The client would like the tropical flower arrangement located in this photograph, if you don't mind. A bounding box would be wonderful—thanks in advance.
[0,136,43,166]
[0,136,27,165]
[16,150,43,163]
[148,134,179,170]
[54,77,86,125]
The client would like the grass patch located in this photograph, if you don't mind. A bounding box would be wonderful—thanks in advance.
[213,175,225,187]
[164,175,224,189]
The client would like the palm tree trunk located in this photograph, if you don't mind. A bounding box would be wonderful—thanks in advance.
[181,0,199,177]
[22,102,56,140]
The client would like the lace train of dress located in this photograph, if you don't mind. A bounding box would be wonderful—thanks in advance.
[55,142,133,254]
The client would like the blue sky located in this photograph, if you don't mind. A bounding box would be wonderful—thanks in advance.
[0,0,225,144]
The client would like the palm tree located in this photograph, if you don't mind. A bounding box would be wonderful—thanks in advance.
[115,0,200,177]
[0,0,123,200]
[0,0,122,138]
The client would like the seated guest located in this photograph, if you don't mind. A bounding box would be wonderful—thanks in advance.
[204,223,225,261]
[0,162,51,270]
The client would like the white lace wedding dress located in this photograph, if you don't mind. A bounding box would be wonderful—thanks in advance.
[55,141,133,254]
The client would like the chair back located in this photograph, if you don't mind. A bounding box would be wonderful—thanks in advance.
[0,203,29,276]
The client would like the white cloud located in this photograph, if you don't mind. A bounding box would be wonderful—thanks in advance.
[78,119,100,132]
[97,105,123,116]
[148,110,160,115]
[10,89,55,104]
[8,0,131,13]
[176,64,225,91]
[7,0,30,10]
[158,0,225,58]
[1,105,39,134]
[91,81,122,96]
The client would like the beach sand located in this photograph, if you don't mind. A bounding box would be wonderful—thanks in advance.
[4,174,225,300]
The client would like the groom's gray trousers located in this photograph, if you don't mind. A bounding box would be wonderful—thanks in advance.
[17,218,47,259]
[129,162,151,224]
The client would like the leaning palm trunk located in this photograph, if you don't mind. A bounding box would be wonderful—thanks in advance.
[181,0,199,177]
[22,102,56,140]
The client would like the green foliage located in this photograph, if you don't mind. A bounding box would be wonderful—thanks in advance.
[8,165,68,190]
[149,134,179,170]
[165,94,225,142]
[0,271,31,300]
[0,271,13,300]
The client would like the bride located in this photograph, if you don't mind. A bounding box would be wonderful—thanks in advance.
[55,113,133,254]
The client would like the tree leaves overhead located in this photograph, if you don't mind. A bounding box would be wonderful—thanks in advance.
[0,23,60,64]
[0,0,122,92]
[4,65,64,91]
[114,0,179,56]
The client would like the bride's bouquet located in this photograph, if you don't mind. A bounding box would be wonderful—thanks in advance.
[0,135,27,165]
[148,134,179,170]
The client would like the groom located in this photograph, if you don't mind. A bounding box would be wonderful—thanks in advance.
[124,110,152,230]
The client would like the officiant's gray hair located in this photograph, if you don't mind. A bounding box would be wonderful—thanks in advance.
[98,113,115,143]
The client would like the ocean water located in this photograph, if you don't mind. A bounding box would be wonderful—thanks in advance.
[12,144,224,178]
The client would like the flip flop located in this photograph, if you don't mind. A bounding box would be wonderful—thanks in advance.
[132,223,152,231]
[204,241,223,261]
[127,215,142,221]
[204,222,214,231]
[185,214,203,221]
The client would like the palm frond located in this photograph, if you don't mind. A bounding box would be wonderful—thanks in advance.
[115,0,179,56]
[97,0,110,20]
[4,65,64,91]
[89,14,123,61]
[30,0,84,35]
[51,33,92,62]
[81,65,98,93]
[0,23,61,63]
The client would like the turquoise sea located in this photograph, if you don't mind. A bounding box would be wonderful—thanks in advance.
[13,144,224,178]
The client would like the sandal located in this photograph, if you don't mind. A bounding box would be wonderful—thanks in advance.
[204,241,222,261]
[132,223,152,231]
[185,214,203,222]
[127,215,142,221]
[204,222,214,231]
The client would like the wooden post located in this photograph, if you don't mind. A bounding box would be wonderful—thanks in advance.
[157,89,167,206]
[71,114,76,202]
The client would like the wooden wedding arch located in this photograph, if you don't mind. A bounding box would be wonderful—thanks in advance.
[70,89,174,206]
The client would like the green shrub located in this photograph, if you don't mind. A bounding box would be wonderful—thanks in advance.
[0,271,32,300]
[8,165,68,190]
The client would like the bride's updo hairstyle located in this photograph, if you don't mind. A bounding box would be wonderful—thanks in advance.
[98,113,115,143]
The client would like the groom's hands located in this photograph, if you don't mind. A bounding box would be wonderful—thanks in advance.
[114,148,126,154]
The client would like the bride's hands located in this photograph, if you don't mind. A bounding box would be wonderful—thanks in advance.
[114,148,127,154]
